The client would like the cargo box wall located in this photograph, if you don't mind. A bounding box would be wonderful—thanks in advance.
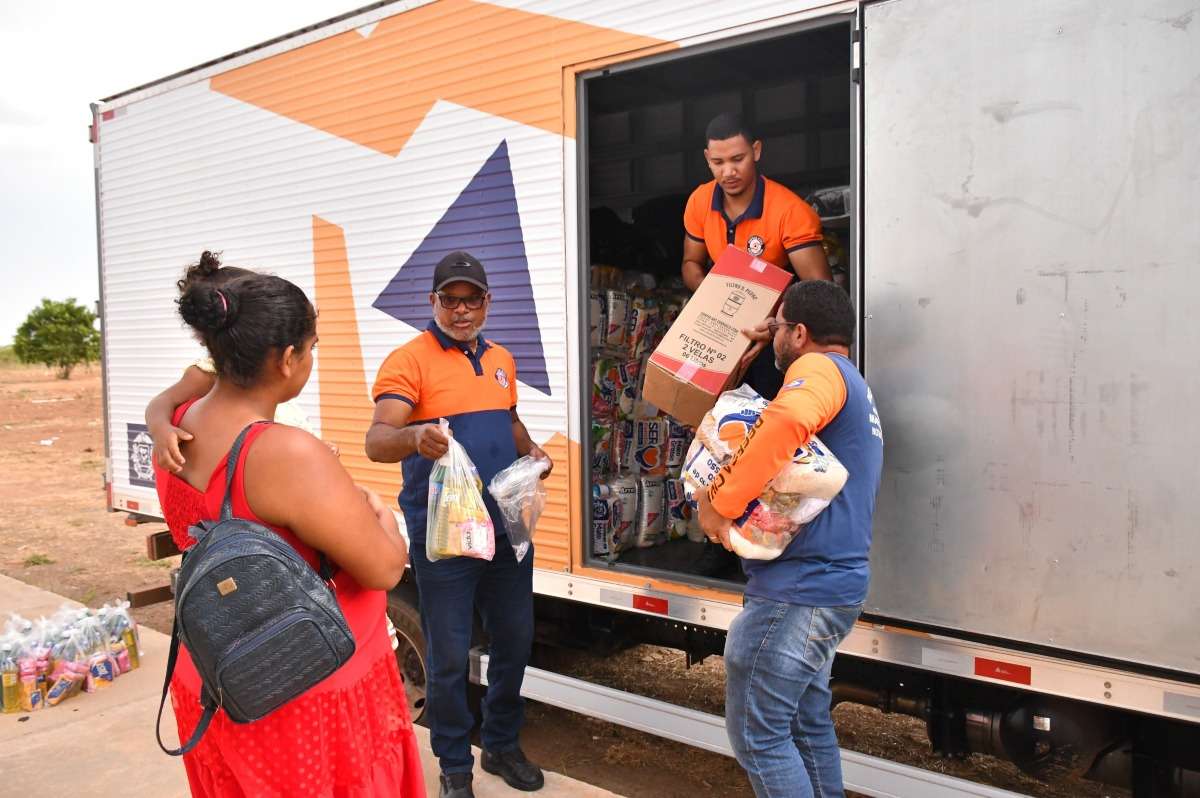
[93,0,843,576]
[93,0,668,563]
[862,0,1200,676]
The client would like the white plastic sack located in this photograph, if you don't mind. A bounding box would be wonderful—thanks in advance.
[426,419,495,562]
[682,386,849,560]
[487,455,550,562]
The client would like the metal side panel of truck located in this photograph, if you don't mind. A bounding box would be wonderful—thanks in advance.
[93,0,1200,779]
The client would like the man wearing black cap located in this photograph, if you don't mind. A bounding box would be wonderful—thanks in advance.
[367,251,551,798]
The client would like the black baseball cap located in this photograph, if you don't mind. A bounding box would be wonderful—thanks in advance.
[432,251,488,293]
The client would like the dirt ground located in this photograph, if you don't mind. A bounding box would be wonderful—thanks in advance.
[0,365,178,634]
[0,364,1129,798]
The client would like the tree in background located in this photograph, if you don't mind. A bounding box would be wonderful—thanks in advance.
[13,298,101,379]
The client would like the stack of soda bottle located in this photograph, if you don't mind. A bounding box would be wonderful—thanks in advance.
[588,265,702,561]
[1,601,141,715]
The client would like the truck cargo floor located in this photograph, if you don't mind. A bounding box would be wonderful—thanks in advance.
[615,540,747,583]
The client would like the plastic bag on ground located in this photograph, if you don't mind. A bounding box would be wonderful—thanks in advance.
[487,455,551,562]
[426,419,495,562]
[682,385,849,560]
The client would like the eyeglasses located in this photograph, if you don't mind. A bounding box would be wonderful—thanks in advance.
[765,319,799,335]
[436,292,488,310]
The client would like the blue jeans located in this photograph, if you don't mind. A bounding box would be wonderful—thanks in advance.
[409,539,534,775]
[725,597,862,798]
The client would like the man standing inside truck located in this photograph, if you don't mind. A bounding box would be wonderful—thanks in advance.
[681,112,831,401]
[696,280,883,798]
[366,251,551,798]
[682,112,832,578]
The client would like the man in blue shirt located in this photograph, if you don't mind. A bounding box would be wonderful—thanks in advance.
[697,280,883,798]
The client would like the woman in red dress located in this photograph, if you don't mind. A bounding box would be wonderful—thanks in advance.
[150,261,425,797]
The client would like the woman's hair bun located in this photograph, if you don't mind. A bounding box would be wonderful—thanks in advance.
[178,283,239,334]
[177,250,223,293]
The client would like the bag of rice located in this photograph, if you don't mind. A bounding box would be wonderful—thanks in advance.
[681,386,848,560]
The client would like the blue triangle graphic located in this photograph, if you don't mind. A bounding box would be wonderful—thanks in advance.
[372,140,550,395]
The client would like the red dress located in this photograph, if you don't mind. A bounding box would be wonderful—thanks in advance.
[154,402,424,798]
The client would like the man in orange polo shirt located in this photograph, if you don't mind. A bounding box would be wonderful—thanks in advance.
[366,251,551,798]
[682,112,831,401]
[682,113,831,578]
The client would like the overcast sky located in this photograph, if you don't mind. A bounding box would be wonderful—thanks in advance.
[0,0,364,344]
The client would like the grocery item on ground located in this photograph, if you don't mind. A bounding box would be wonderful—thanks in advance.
[488,455,551,563]
[1,642,19,713]
[681,385,849,560]
[1,601,142,712]
[427,419,496,562]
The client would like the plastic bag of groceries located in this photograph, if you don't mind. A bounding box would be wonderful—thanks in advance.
[487,455,550,563]
[681,385,848,560]
[427,419,495,562]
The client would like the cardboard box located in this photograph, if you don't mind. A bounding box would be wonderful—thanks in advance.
[642,245,792,426]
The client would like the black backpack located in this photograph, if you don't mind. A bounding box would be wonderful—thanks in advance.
[156,422,356,756]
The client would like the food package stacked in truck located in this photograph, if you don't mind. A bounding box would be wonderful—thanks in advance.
[589,264,699,558]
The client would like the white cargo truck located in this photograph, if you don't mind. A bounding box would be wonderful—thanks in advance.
[91,1,1200,795]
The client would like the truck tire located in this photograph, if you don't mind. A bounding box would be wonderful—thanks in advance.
[387,592,429,724]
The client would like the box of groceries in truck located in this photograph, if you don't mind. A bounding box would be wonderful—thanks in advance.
[642,245,791,426]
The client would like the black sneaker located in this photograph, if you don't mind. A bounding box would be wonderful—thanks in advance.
[439,772,475,798]
[693,540,738,578]
[481,747,545,792]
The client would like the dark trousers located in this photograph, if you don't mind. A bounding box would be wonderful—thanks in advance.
[409,538,534,774]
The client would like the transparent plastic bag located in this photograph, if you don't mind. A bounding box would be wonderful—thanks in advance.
[426,419,495,562]
[487,455,550,562]
[45,632,87,707]
[682,386,849,560]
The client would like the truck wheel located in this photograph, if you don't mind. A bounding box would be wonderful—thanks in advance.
[387,593,428,724]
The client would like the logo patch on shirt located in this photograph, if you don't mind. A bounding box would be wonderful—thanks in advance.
[781,378,806,391]
[747,235,765,256]
[495,367,509,389]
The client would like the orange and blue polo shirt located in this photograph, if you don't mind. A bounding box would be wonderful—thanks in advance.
[372,320,519,543]
[684,175,823,270]
[707,352,884,607]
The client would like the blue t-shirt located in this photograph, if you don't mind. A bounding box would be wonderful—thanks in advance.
[742,354,884,606]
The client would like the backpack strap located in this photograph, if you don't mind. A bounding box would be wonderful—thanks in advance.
[218,421,341,581]
[156,614,218,756]
[219,422,268,522]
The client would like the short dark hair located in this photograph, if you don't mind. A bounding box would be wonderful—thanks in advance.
[705,113,756,146]
[781,280,855,347]
[176,251,316,388]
